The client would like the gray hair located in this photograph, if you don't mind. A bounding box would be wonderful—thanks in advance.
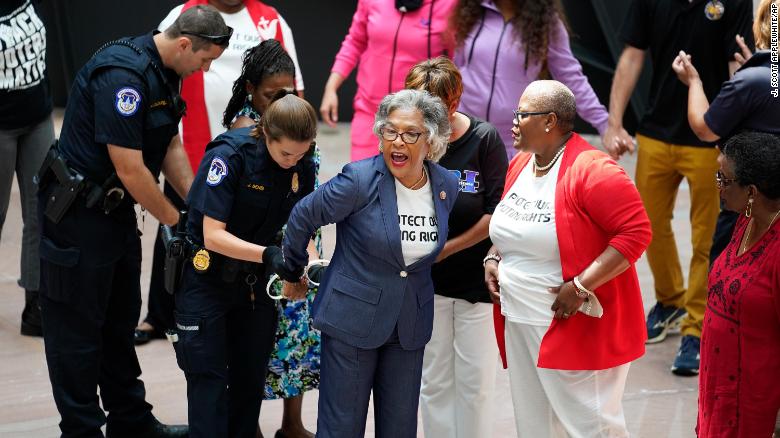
[524,80,577,132]
[373,89,451,162]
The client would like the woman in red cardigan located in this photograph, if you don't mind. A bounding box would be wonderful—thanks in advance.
[483,80,651,437]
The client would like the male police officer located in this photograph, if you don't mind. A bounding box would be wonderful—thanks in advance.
[35,6,230,438]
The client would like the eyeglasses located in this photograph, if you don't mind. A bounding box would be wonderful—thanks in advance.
[380,128,423,145]
[513,109,554,123]
[715,170,736,189]
[181,26,234,47]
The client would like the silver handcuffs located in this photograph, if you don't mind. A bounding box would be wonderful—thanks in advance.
[265,259,330,300]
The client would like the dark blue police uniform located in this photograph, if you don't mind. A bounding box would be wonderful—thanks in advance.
[174,127,315,438]
[37,33,182,438]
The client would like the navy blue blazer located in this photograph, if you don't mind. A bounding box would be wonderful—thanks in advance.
[283,155,459,350]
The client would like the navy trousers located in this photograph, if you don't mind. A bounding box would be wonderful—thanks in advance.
[316,329,425,438]
[173,265,278,438]
[38,190,153,438]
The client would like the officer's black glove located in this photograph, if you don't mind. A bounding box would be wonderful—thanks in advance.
[307,264,327,285]
[262,246,302,282]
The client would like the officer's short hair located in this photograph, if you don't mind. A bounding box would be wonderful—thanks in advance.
[373,89,451,162]
[523,80,577,133]
[164,5,231,52]
[259,92,317,143]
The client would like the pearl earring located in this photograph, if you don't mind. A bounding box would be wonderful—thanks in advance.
[545,128,550,133]
[247,93,253,102]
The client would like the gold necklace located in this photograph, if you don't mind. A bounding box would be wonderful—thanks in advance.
[741,208,780,255]
[409,166,427,190]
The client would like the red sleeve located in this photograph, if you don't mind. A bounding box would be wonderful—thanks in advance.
[577,153,652,262]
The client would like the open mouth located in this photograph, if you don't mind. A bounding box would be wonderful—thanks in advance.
[390,152,409,166]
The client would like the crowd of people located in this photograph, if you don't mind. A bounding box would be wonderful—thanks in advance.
[1,0,778,437]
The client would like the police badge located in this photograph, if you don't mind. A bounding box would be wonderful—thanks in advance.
[704,0,725,21]
[291,172,299,194]
[192,249,211,272]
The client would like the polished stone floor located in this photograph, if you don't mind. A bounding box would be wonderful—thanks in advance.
[0,113,700,437]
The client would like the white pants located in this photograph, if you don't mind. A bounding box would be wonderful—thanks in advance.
[420,295,498,438]
[505,321,631,438]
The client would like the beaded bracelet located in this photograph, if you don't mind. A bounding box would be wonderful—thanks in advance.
[482,253,502,267]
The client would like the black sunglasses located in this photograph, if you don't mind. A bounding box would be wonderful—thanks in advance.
[513,109,554,123]
[181,26,234,47]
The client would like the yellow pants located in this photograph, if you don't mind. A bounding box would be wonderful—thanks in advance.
[635,134,720,338]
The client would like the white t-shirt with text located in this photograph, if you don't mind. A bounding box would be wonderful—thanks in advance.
[396,175,438,266]
[489,158,563,326]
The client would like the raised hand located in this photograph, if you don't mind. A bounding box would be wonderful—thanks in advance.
[672,50,700,86]
[733,34,753,67]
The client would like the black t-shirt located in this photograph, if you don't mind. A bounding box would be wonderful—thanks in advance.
[704,51,780,138]
[0,0,52,129]
[431,114,508,303]
[620,0,754,146]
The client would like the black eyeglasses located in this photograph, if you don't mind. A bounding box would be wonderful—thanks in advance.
[715,171,736,189]
[381,128,423,145]
[181,26,234,47]
[513,109,554,123]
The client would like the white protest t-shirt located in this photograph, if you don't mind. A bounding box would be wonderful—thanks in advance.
[489,158,563,326]
[159,4,304,140]
[396,176,438,266]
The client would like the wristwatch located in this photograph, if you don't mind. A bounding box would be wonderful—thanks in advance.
[572,276,593,299]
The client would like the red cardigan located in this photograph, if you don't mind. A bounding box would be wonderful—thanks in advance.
[494,133,651,370]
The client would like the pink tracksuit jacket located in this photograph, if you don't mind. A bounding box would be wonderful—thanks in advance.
[331,0,457,161]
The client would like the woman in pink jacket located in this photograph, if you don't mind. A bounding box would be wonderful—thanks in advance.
[320,0,457,161]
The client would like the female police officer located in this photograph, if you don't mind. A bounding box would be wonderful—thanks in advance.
[172,93,316,438]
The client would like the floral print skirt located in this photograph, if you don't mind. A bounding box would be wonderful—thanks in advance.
[263,283,321,400]
[263,145,323,400]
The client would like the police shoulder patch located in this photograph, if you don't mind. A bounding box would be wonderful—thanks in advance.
[206,156,229,186]
[115,87,141,116]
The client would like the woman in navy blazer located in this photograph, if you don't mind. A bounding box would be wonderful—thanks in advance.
[282,89,459,437]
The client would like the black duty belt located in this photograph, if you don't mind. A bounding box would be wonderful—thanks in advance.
[35,143,129,223]
[186,242,264,284]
